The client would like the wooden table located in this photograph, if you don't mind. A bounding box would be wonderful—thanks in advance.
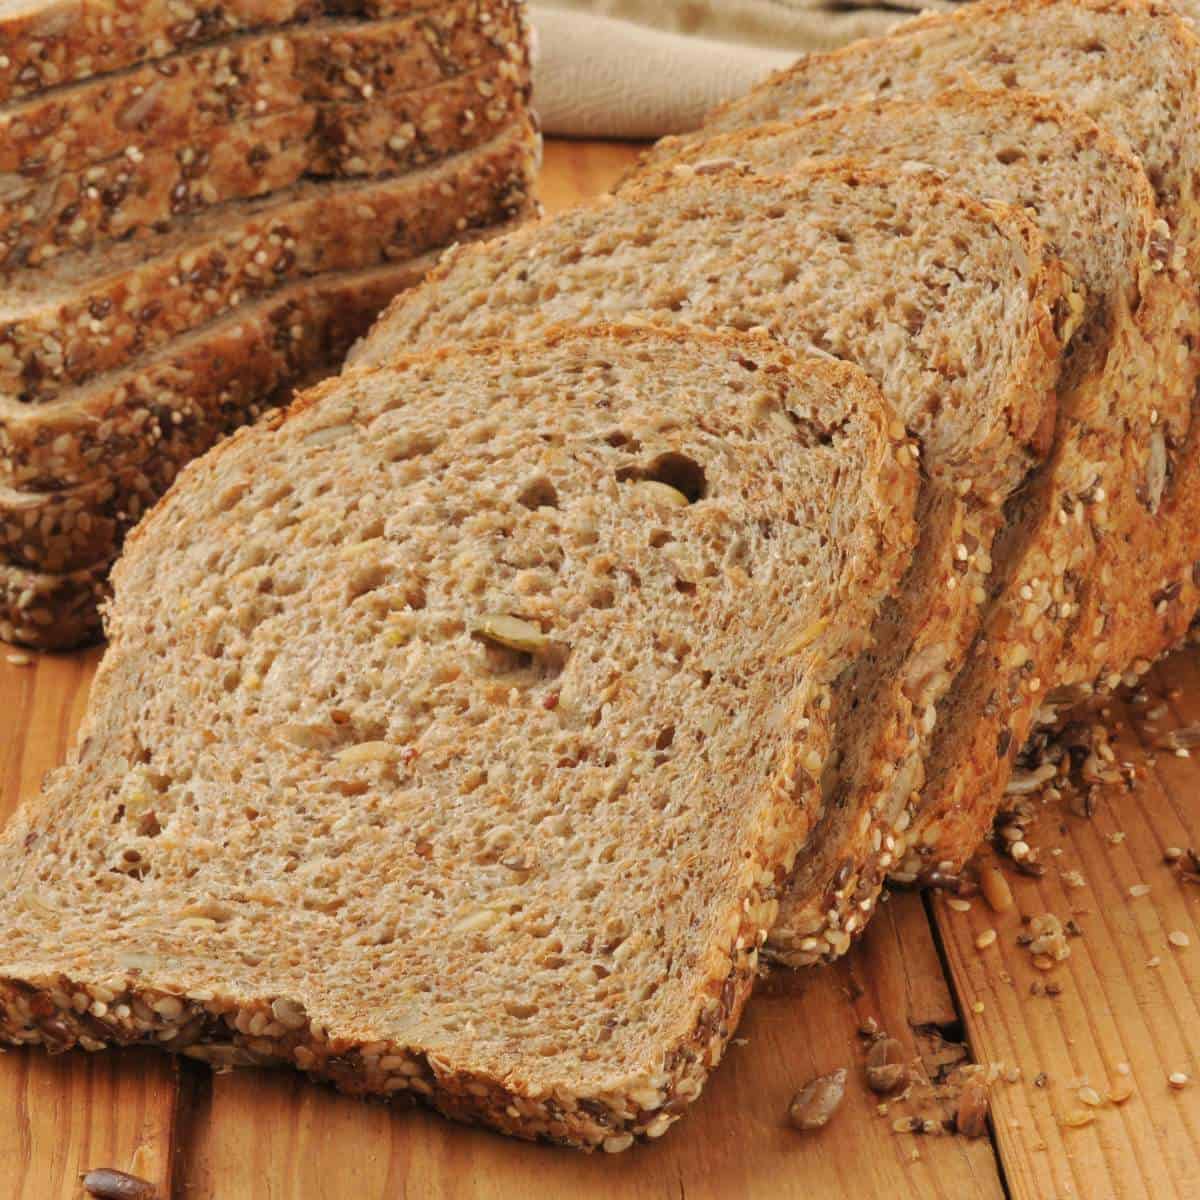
[4,139,1200,1200]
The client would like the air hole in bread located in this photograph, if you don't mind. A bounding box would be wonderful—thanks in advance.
[995,146,1025,165]
[617,452,707,502]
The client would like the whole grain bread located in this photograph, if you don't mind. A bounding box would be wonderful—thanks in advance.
[351,158,1078,958]
[0,324,918,1148]
[0,0,513,103]
[0,556,107,649]
[0,2,528,180]
[0,122,537,411]
[0,255,467,502]
[679,0,1200,876]
[642,88,1196,960]
[0,63,528,269]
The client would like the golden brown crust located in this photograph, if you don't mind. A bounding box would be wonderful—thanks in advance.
[0,64,528,270]
[0,0,523,104]
[0,2,530,176]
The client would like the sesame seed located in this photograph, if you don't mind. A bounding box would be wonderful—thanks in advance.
[5,652,32,666]
[975,929,998,950]
[1169,1073,1189,1089]
[1165,846,1185,862]
[1169,931,1191,949]
[971,1000,985,1014]
[1078,1086,1102,1107]
[947,897,972,912]
[1129,883,1152,898]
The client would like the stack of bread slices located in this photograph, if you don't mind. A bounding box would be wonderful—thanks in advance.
[1,0,1200,1157]
[0,0,539,650]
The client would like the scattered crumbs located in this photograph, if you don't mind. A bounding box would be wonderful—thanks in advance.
[732,1037,750,1046]
[1148,956,1162,969]
[1168,930,1191,949]
[1108,832,1126,846]
[4,652,31,667]
[1165,847,1185,863]
[1116,1062,1132,1076]
[1045,982,1063,997]
[975,929,998,950]
[1169,1072,1190,1090]
[971,1000,986,1015]
[1078,1086,1102,1107]
[1034,1072,1048,1088]
[1108,1080,1135,1105]
[1129,883,1152,898]
[1060,869,1087,889]
[1176,748,1191,759]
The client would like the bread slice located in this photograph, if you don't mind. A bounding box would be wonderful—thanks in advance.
[0,324,918,1148]
[0,122,537,412]
[0,62,529,269]
[643,88,1196,957]
[0,3,528,178]
[0,0,514,103]
[352,159,1079,959]
[674,0,1200,873]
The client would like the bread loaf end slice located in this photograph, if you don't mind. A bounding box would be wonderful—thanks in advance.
[0,325,917,1148]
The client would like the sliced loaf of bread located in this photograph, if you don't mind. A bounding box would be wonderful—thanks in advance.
[352,159,1077,959]
[0,4,527,179]
[0,324,918,1148]
[673,0,1200,873]
[0,125,536,412]
[644,87,1196,957]
[0,0,505,102]
[0,63,529,269]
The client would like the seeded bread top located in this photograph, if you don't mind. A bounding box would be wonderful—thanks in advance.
[0,0,529,105]
[699,0,1200,250]
[355,158,1074,499]
[0,324,917,1146]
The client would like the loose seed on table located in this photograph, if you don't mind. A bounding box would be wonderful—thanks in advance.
[788,1068,847,1131]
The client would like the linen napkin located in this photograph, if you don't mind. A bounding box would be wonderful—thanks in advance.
[531,1,955,139]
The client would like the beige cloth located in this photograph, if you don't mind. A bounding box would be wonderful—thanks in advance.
[531,1,949,139]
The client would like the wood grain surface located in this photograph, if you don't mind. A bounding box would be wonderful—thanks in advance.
[2,139,1199,1200]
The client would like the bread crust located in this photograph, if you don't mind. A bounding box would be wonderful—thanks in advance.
[0,123,536,413]
[0,557,107,649]
[0,325,918,1147]
[0,63,528,270]
[0,2,529,177]
[0,0,524,104]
